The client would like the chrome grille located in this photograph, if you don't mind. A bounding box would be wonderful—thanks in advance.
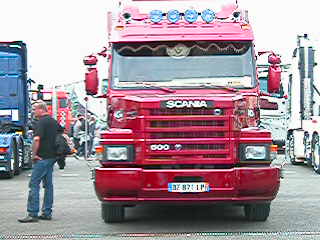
[150,132,225,139]
[145,107,231,162]
[151,120,225,128]
[150,109,222,116]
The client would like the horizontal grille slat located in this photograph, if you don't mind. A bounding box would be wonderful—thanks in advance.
[150,132,226,138]
[150,120,225,128]
[150,109,221,116]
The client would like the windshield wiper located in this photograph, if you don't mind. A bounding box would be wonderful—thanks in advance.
[199,83,239,92]
[133,82,176,93]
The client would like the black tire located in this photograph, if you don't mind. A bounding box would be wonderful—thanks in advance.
[287,134,299,165]
[244,203,270,221]
[312,134,320,174]
[101,204,125,223]
[4,167,14,179]
[13,143,21,176]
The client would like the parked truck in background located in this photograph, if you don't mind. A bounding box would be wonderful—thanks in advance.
[84,0,282,222]
[31,88,73,133]
[0,41,33,178]
[286,34,320,173]
[258,62,288,153]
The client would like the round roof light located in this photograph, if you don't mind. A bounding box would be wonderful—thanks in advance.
[184,9,198,23]
[201,9,215,23]
[150,10,163,23]
[167,9,180,23]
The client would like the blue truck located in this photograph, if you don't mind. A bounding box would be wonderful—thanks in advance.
[0,41,33,178]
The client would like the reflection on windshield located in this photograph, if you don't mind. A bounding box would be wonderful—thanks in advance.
[112,41,256,90]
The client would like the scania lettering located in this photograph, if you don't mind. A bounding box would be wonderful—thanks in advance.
[83,0,282,223]
[164,100,210,109]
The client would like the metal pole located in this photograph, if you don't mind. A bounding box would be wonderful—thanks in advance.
[84,97,88,161]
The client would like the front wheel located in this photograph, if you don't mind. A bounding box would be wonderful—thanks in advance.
[244,203,270,221]
[312,134,320,174]
[13,143,21,176]
[101,204,125,223]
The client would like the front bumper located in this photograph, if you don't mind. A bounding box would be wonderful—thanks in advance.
[94,167,281,204]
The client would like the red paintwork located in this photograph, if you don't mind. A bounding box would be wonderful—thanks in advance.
[268,65,281,93]
[88,0,281,207]
[40,90,72,133]
[94,167,280,203]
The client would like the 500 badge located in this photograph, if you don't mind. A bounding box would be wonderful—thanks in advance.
[150,144,170,151]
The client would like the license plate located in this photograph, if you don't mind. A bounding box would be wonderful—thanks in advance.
[168,182,210,193]
[0,167,6,171]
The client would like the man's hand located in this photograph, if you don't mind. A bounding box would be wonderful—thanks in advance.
[32,155,42,163]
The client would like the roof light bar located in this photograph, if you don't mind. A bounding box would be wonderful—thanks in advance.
[201,9,215,23]
[184,9,198,23]
[167,9,180,23]
[150,10,163,23]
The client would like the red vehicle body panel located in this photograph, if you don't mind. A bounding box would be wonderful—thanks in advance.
[95,167,280,204]
[32,90,72,133]
[89,0,281,214]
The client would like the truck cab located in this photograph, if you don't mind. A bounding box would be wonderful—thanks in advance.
[258,61,288,152]
[31,89,72,133]
[84,0,282,222]
[286,34,320,173]
[0,41,33,178]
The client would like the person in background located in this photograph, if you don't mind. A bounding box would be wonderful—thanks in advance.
[56,127,76,169]
[72,114,85,155]
[77,114,90,157]
[18,100,61,223]
[88,115,97,157]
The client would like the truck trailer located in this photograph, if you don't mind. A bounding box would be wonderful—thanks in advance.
[286,34,320,173]
[84,0,282,222]
[0,41,33,178]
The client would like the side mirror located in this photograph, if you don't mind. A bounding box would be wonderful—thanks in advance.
[84,55,99,96]
[268,54,281,65]
[85,68,99,95]
[268,65,281,93]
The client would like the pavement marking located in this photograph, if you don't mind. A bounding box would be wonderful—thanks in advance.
[59,173,80,177]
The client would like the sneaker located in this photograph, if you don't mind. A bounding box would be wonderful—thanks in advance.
[38,214,52,220]
[18,215,38,223]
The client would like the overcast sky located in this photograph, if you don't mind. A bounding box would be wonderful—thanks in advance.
[1,0,319,87]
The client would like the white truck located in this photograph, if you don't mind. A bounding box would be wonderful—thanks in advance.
[286,34,320,173]
[258,60,289,153]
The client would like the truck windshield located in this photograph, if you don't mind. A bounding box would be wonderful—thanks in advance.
[111,41,256,90]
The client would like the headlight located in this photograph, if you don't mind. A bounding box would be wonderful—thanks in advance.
[105,145,134,162]
[245,146,266,160]
[107,146,128,161]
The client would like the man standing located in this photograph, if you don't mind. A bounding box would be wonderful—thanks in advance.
[72,114,85,155]
[18,100,61,223]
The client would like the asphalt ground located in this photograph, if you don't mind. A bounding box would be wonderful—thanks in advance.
[1,154,320,240]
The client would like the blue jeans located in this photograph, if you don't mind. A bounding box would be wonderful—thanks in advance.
[27,158,56,217]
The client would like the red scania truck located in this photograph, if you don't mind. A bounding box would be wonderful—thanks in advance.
[84,0,282,223]
[31,89,73,133]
